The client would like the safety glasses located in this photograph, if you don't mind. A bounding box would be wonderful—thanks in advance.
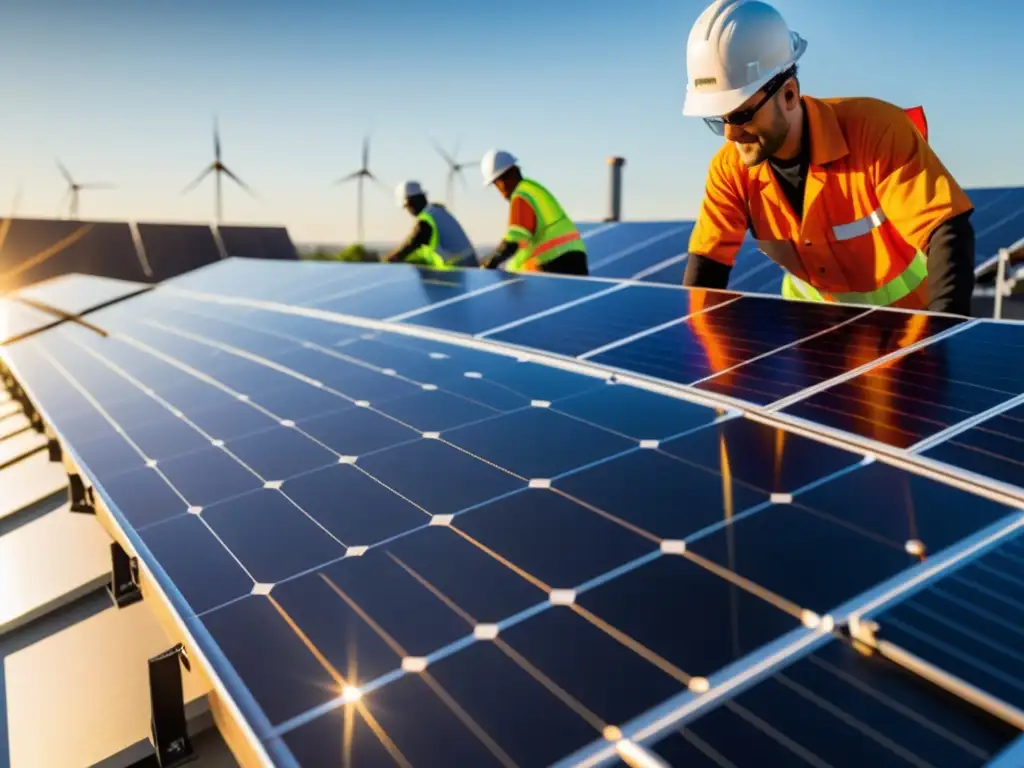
[703,68,794,136]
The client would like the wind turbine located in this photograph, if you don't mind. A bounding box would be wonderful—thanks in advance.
[333,135,387,245]
[56,160,114,220]
[430,139,475,210]
[181,118,255,223]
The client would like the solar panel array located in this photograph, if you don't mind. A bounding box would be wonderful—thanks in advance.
[0,218,147,292]
[2,261,1023,767]
[0,217,300,292]
[581,185,1024,293]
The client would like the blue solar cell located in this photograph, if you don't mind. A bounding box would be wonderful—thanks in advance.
[281,463,430,546]
[694,309,965,405]
[590,295,865,389]
[325,336,519,381]
[354,438,525,515]
[371,388,500,432]
[645,638,1018,767]
[295,406,419,457]
[444,406,636,479]
[867,534,1024,714]
[583,222,687,266]
[97,463,192,529]
[165,258,382,302]
[156,446,264,507]
[658,416,863,493]
[555,448,770,541]
[462,360,606,402]
[486,284,740,358]
[553,381,720,440]
[590,224,692,279]
[266,349,424,403]
[784,321,1024,449]
[202,488,347,583]
[139,513,255,614]
[402,274,611,335]
[457,488,657,588]
[307,268,512,320]
[972,187,1024,264]
[198,595,339,729]
[578,554,801,673]
[923,401,1024,491]
[226,426,337,479]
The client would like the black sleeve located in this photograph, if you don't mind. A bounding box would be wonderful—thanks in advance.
[925,210,975,316]
[382,219,433,263]
[683,253,733,290]
[484,239,519,268]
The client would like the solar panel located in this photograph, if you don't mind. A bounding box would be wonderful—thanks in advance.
[216,225,298,261]
[136,223,223,281]
[781,321,1024,450]
[3,266,1023,767]
[0,216,147,292]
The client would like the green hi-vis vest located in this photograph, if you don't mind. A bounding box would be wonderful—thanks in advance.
[780,250,928,306]
[503,179,584,272]
[405,204,475,269]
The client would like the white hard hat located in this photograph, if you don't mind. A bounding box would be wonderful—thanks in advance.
[395,180,425,206]
[480,149,518,186]
[682,0,807,118]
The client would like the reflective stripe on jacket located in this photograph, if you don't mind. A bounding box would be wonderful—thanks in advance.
[503,179,584,272]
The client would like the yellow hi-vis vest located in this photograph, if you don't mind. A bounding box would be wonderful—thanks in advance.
[503,179,584,272]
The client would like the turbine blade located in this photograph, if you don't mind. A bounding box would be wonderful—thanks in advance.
[430,137,455,167]
[78,183,115,190]
[182,165,214,195]
[221,166,256,198]
[333,170,361,185]
[214,117,221,161]
[56,159,73,185]
[361,135,370,169]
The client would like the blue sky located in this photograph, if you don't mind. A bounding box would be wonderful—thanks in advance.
[2,0,1022,246]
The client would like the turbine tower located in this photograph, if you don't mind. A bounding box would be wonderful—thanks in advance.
[182,118,255,223]
[56,160,114,220]
[333,135,387,245]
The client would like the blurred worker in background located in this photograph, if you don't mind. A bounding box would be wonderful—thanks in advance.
[479,150,589,275]
[381,181,476,268]
[680,0,976,316]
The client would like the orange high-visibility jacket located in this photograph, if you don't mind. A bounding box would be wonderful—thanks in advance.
[689,96,972,309]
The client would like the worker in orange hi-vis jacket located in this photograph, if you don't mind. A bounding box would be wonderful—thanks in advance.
[680,0,976,316]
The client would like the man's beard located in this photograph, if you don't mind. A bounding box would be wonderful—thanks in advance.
[735,108,790,167]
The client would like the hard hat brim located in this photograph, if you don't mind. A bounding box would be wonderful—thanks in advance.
[681,38,806,119]
[482,166,511,187]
